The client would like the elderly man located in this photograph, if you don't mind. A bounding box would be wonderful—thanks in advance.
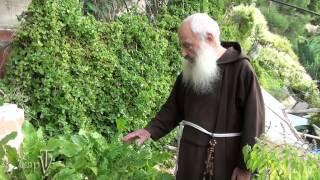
[123,13,265,180]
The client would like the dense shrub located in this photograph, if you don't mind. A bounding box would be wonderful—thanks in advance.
[229,5,320,106]
[0,0,182,137]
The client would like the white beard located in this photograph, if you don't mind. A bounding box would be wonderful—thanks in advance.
[182,42,220,94]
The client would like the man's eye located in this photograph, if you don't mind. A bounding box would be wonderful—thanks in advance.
[184,44,191,49]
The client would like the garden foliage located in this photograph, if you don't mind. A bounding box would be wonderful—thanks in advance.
[243,138,320,180]
[0,0,182,138]
[256,0,320,83]
[229,5,320,106]
[0,121,173,180]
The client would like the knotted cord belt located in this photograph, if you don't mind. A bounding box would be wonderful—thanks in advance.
[175,120,241,179]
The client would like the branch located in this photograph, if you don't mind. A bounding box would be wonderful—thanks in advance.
[286,108,320,114]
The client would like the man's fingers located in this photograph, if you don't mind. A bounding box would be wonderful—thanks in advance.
[122,129,150,145]
[122,132,138,142]
[137,136,148,146]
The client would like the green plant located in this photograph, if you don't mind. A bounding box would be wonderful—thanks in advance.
[243,138,320,180]
[0,121,174,179]
[297,36,320,80]
[309,114,320,127]
[1,0,182,138]
[256,0,312,44]
[228,5,320,106]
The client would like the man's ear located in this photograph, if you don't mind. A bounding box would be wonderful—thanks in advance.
[206,32,215,43]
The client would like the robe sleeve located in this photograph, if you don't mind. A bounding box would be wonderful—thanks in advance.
[237,61,265,170]
[144,75,184,141]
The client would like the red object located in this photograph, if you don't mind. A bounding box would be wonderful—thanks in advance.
[0,30,14,78]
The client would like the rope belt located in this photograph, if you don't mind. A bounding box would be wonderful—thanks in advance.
[180,120,242,138]
[175,120,242,178]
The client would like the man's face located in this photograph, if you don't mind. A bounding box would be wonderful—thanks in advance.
[178,23,200,63]
[179,23,221,94]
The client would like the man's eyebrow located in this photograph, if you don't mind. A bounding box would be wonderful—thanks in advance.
[182,42,191,46]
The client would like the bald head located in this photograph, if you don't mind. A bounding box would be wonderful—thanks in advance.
[181,13,221,43]
[178,13,222,61]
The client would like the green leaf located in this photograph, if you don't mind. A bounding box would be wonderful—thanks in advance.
[25,172,42,180]
[70,135,87,146]
[3,145,18,166]
[89,166,98,176]
[45,138,62,151]
[0,164,8,180]
[72,154,88,171]
[49,161,65,171]
[0,132,17,145]
[57,141,81,158]
[21,121,36,138]
[0,147,4,160]
[52,168,82,180]
[116,118,127,133]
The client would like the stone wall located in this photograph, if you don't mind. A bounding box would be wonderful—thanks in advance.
[0,0,31,28]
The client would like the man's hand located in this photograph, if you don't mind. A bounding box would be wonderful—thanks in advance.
[231,167,251,180]
[122,129,151,145]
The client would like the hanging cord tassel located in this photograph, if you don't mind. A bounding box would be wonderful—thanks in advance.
[203,138,217,179]
[174,122,185,175]
[175,121,241,179]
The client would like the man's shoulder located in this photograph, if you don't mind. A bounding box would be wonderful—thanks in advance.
[227,56,253,70]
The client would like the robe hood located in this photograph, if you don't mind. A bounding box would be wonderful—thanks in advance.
[217,41,249,65]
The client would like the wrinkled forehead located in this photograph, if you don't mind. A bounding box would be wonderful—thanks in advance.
[178,22,197,42]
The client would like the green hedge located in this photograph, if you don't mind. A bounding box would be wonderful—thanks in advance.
[0,0,181,137]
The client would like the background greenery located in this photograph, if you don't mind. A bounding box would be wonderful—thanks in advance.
[256,0,320,81]
[243,137,320,179]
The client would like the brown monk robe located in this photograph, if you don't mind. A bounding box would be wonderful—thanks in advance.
[145,42,265,180]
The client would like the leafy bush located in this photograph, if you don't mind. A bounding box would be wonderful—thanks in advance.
[256,0,312,47]
[243,138,320,179]
[260,5,290,35]
[0,121,174,180]
[254,47,320,106]
[0,0,181,137]
[229,5,320,106]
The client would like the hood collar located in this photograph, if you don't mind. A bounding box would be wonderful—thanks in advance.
[217,41,249,65]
